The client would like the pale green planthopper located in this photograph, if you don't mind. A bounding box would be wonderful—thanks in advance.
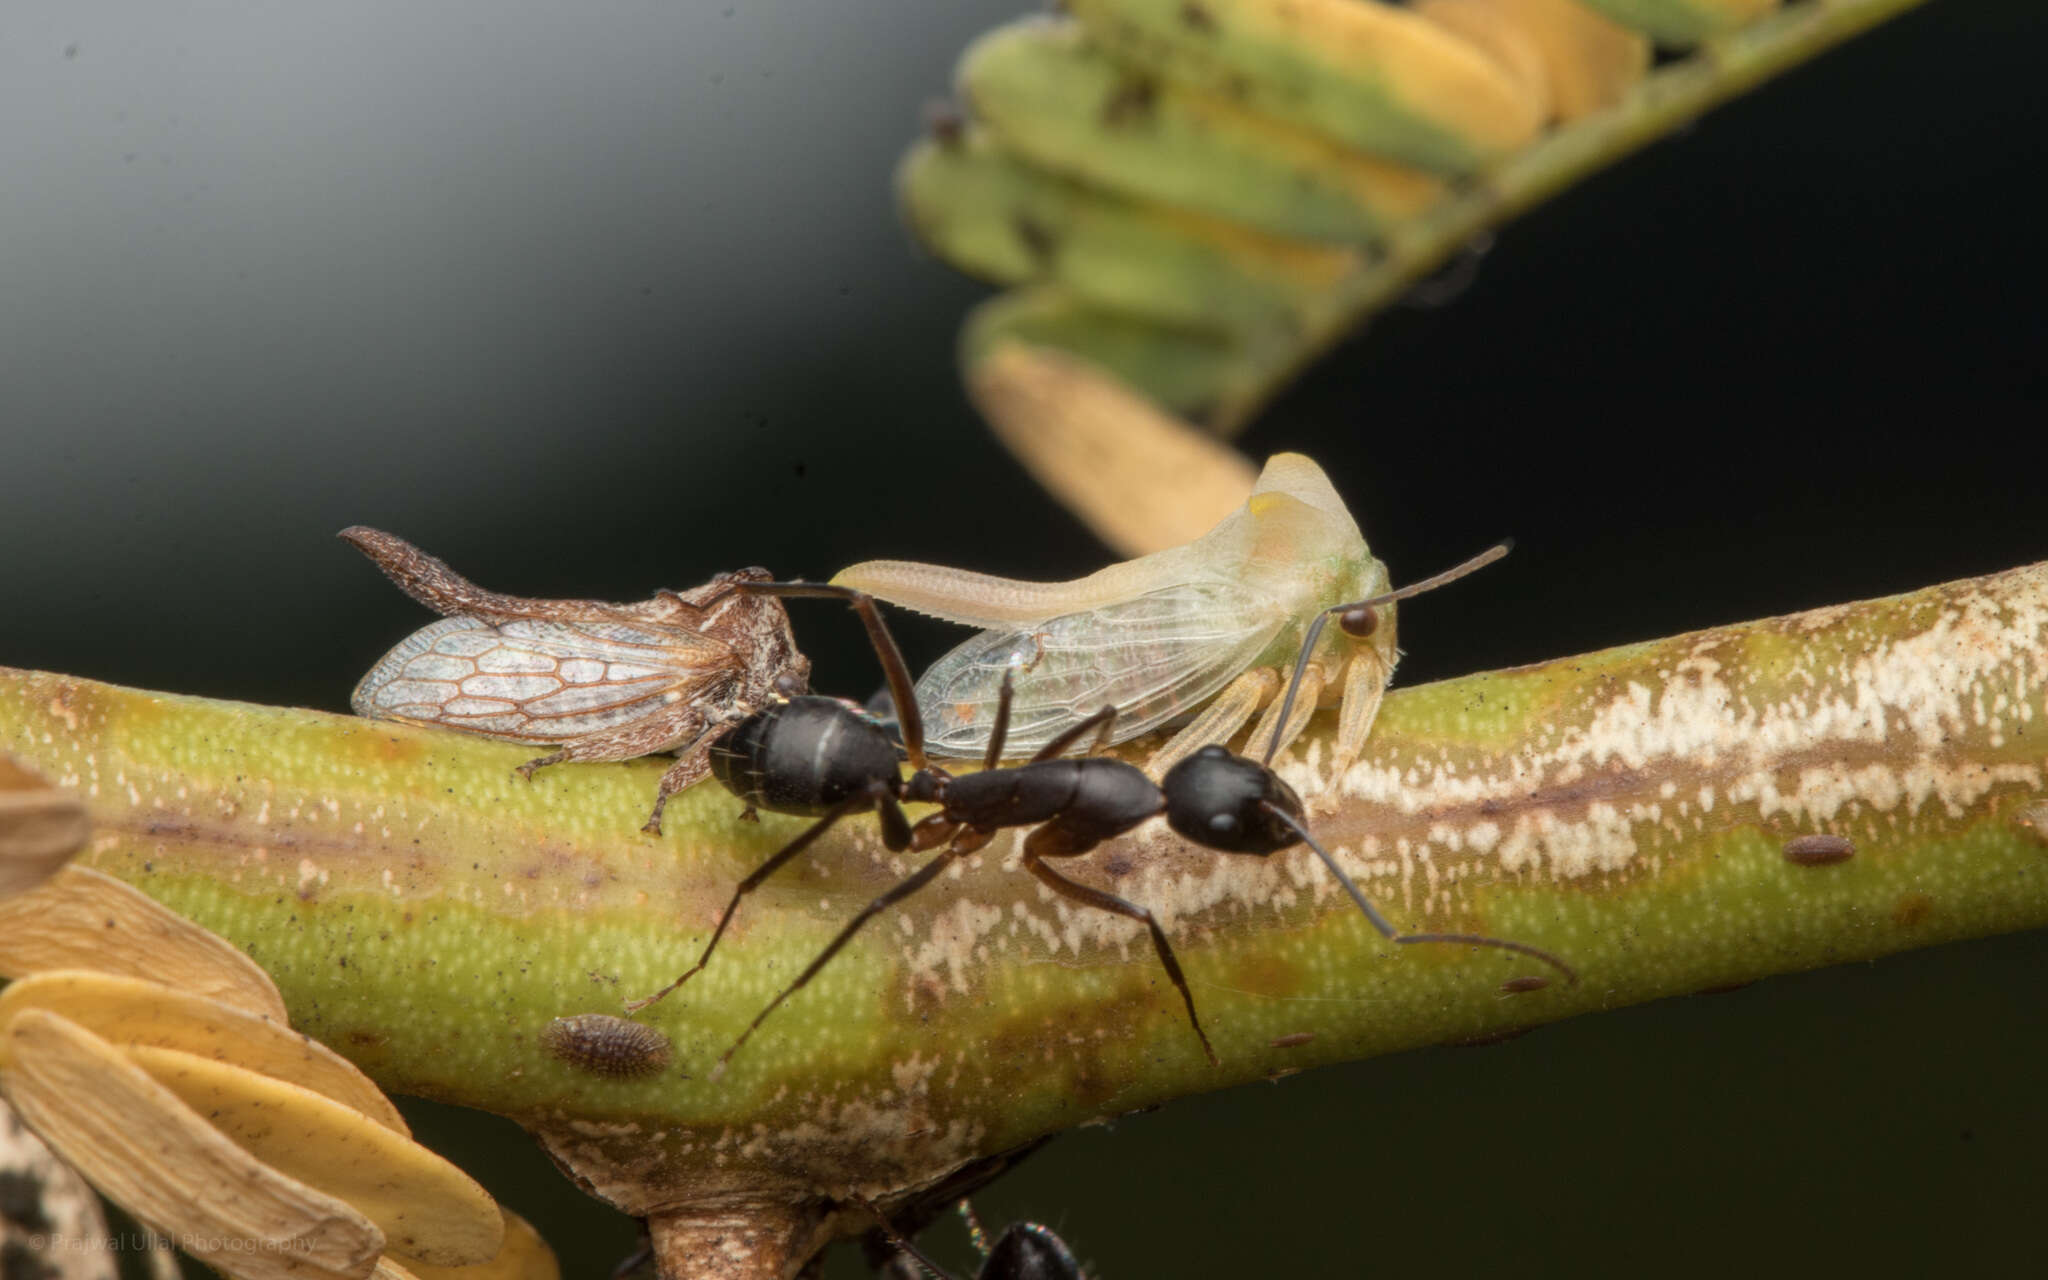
[834,453,1418,778]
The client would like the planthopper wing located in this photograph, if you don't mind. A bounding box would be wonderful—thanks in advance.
[915,580,1285,760]
[351,615,733,746]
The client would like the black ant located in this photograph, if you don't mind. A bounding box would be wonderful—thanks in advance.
[869,1199,1086,1280]
[624,548,1575,1069]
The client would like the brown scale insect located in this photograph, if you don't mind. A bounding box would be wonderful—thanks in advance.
[1782,833,1856,867]
[540,1013,673,1079]
[1499,975,1550,994]
[1269,1032,1316,1050]
[342,527,808,835]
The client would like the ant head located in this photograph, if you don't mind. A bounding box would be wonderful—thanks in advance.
[1160,745,1304,855]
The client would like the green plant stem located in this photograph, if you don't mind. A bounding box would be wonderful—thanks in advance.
[4,557,2045,1263]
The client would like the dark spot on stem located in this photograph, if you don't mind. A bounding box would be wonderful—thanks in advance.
[1892,892,1934,928]
[2011,802,2048,847]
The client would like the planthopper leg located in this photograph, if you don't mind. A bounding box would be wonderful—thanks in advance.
[507,704,713,834]
[1245,661,1326,768]
[1329,646,1393,783]
[1144,667,1277,780]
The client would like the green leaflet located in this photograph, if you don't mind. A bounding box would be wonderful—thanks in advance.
[961,19,1443,245]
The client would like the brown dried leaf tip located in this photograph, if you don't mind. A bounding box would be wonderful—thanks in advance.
[0,867,558,1280]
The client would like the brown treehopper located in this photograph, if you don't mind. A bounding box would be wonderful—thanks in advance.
[341,527,809,834]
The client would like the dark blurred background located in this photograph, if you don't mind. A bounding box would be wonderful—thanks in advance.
[4,3,2044,1276]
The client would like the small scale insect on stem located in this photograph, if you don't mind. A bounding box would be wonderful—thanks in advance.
[618,555,1574,1074]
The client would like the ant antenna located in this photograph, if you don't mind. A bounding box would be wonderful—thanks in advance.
[1263,540,1513,766]
[1258,801,1576,983]
[958,1200,993,1258]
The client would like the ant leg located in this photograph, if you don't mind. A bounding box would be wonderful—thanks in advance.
[608,1226,654,1280]
[909,812,963,852]
[716,580,929,771]
[1032,704,1118,764]
[1020,840,1219,1066]
[1259,802,1577,984]
[874,795,913,852]
[958,1200,992,1258]
[851,1196,958,1280]
[623,792,874,1013]
[984,669,1014,771]
[712,844,968,1077]
[986,669,1118,767]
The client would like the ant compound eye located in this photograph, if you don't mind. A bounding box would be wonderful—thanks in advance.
[1338,605,1378,639]
[773,672,807,698]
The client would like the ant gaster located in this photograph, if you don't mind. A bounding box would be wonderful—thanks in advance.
[625,546,1574,1070]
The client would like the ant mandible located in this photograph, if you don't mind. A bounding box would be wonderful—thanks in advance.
[624,546,1575,1070]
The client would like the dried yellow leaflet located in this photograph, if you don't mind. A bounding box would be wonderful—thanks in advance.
[0,755,88,898]
[0,1009,383,1280]
[0,865,287,1020]
[0,971,407,1136]
[394,1209,561,1280]
[121,1044,502,1267]
[1417,0,1649,121]
[969,342,1257,557]
[1411,0,1552,120]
